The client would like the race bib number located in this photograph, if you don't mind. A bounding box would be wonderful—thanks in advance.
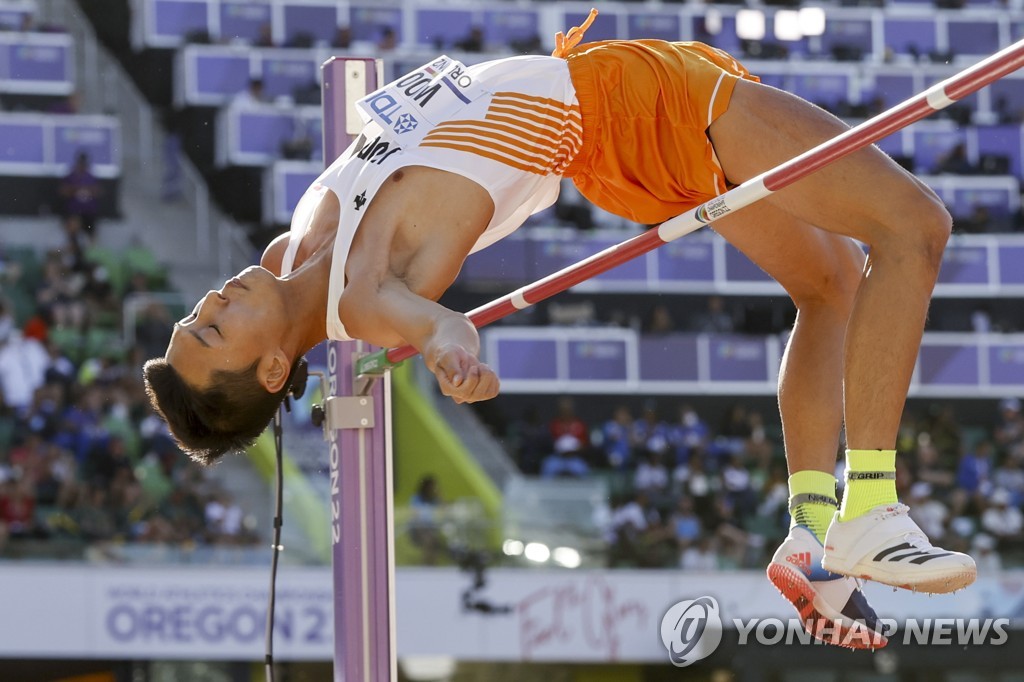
[355,55,485,145]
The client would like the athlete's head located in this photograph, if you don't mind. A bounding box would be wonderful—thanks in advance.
[144,266,298,465]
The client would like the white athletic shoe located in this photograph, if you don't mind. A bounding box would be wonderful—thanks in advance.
[767,525,888,650]
[822,504,977,594]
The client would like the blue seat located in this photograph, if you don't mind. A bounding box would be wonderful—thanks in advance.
[883,18,937,57]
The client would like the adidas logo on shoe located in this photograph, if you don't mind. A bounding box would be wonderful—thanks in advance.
[786,551,812,576]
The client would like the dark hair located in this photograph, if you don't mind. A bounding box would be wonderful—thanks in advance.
[142,357,301,466]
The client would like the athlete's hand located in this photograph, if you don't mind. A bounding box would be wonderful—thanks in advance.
[431,343,500,404]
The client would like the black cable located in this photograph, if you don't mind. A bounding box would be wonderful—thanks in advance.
[265,408,285,682]
[264,359,306,682]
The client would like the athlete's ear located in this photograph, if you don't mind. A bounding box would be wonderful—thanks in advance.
[259,350,292,394]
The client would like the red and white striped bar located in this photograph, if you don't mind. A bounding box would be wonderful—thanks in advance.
[374,37,1024,368]
[321,57,397,682]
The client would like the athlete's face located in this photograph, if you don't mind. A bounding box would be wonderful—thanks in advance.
[165,266,287,389]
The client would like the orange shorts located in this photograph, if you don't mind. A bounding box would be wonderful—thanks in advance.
[562,40,759,224]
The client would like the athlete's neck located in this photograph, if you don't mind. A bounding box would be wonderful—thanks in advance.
[278,248,332,355]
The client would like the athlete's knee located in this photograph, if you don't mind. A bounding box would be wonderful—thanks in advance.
[789,237,864,313]
[877,184,952,271]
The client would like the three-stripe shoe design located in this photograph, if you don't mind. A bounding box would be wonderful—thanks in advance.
[822,504,977,594]
[767,526,888,650]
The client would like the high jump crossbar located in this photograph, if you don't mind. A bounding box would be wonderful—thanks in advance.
[355,37,1024,377]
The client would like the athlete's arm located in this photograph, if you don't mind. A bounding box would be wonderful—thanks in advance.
[340,166,499,403]
[342,279,499,403]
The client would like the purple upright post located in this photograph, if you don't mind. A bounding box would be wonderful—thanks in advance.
[321,57,396,682]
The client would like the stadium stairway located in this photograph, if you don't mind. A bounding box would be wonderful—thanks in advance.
[41,0,253,304]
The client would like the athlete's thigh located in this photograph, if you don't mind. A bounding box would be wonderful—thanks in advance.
[711,199,866,306]
[708,79,942,244]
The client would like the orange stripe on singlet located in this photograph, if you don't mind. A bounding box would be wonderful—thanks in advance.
[420,131,555,170]
[420,140,548,175]
[424,124,556,161]
[430,118,562,146]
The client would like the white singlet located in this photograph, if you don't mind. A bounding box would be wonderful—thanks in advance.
[280,54,582,340]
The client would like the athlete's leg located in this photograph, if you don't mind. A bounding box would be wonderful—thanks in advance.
[713,205,863,487]
[713,204,885,648]
[709,79,950,453]
[707,79,974,593]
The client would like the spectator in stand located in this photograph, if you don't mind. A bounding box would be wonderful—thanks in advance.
[75,484,116,541]
[721,454,756,522]
[675,449,716,519]
[707,495,750,568]
[0,299,14,346]
[756,462,790,533]
[509,405,551,475]
[204,490,245,544]
[995,398,1024,450]
[981,488,1023,549]
[378,27,397,52]
[48,91,81,115]
[332,26,352,50]
[632,401,670,459]
[691,295,735,334]
[645,304,676,334]
[600,404,635,470]
[0,328,50,414]
[254,23,275,48]
[668,403,710,468]
[454,26,485,53]
[58,152,102,239]
[633,449,669,497]
[671,495,703,552]
[36,253,87,330]
[911,434,955,492]
[606,491,650,567]
[230,78,267,110]
[957,439,994,496]
[932,142,975,175]
[540,434,590,478]
[715,403,752,459]
[0,478,37,540]
[993,445,1024,506]
[680,535,719,571]
[549,396,589,450]
[907,482,949,541]
[972,533,1002,573]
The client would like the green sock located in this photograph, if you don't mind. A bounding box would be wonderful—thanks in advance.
[839,449,898,522]
[788,470,838,543]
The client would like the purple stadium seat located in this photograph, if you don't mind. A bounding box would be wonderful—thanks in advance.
[947,19,1000,58]
[282,3,339,46]
[483,9,539,46]
[872,71,916,110]
[789,72,850,110]
[974,125,1022,178]
[218,0,271,43]
[627,12,682,42]
[883,18,937,57]
[819,17,873,59]
[260,53,319,100]
[350,5,402,44]
[912,124,967,174]
[415,8,473,49]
